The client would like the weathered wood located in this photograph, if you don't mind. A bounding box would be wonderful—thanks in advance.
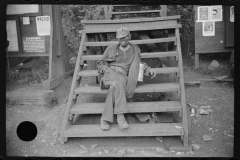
[77,67,179,77]
[195,28,226,42]
[79,24,181,34]
[84,21,178,31]
[8,53,49,57]
[81,15,181,24]
[176,28,188,146]
[6,89,56,107]
[70,101,182,114]
[64,123,184,137]
[81,51,178,61]
[111,10,162,15]
[160,5,167,17]
[138,33,161,52]
[60,33,86,144]
[74,83,180,94]
[84,37,176,47]
[195,53,199,69]
[195,41,232,54]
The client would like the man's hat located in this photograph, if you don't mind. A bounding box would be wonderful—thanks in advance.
[116,27,130,39]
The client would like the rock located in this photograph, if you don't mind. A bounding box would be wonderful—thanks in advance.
[155,137,163,143]
[99,151,102,155]
[208,60,219,71]
[117,149,126,156]
[104,150,110,154]
[135,113,151,122]
[203,135,213,141]
[91,144,99,148]
[197,108,212,115]
[210,148,215,152]
[127,148,135,153]
[176,152,182,155]
[189,150,194,154]
[50,142,55,146]
[80,145,86,149]
[41,139,47,143]
[192,144,200,151]
[63,150,67,154]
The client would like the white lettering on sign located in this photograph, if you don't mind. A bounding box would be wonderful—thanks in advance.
[22,36,46,53]
[36,16,51,36]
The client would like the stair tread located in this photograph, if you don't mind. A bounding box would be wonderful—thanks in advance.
[79,24,181,34]
[84,37,176,47]
[111,10,162,15]
[77,67,179,77]
[64,123,184,137]
[74,83,180,94]
[70,101,182,114]
[81,51,178,61]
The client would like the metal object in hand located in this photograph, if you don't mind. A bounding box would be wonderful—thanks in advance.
[138,63,145,82]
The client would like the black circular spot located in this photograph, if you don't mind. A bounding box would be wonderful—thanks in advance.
[17,121,37,142]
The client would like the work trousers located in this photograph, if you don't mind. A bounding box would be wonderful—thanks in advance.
[101,67,128,122]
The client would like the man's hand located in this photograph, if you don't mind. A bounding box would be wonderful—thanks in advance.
[149,69,156,79]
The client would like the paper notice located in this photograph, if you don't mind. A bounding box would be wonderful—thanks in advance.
[23,17,30,25]
[6,20,19,52]
[36,16,51,36]
[203,21,215,36]
[230,6,234,22]
[210,5,222,21]
[198,6,209,22]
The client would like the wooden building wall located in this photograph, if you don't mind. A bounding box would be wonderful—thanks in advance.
[194,5,233,54]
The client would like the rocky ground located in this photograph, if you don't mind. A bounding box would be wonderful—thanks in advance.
[6,66,234,157]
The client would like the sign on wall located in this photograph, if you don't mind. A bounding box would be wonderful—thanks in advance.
[22,36,46,53]
[7,5,39,15]
[36,16,51,36]
[230,6,234,22]
[6,20,19,52]
[202,21,215,36]
[197,5,222,22]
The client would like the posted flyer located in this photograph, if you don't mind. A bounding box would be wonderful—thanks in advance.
[210,5,222,21]
[197,5,222,22]
[203,21,215,36]
[198,6,209,22]
[230,6,234,22]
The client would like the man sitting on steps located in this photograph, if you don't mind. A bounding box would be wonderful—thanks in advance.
[97,27,157,130]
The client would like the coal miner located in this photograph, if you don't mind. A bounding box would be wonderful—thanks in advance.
[97,27,157,130]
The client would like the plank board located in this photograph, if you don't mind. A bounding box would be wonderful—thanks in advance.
[74,83,180,94]
[77,67,179,77]
[111,10,162,15]
[64,123,184,137]
[79,24,181,34]
[70,101,182,114]
[84,37,176,47]
[195,41,233,54]
[80,51,178,61]
[81,15,181,24]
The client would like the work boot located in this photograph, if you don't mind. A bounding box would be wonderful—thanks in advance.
[117,114,129,129]
[100,120,110,131]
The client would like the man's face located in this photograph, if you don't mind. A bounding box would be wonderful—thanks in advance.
[118,35,130,47]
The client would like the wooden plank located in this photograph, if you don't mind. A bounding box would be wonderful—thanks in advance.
[74,83,180,94]
[84,37,176,47]
[79,24,181,34]
[111,10,162,15]
[8,53,49,57]
[195,53,199,69]
[70,101,182,114]
[195,41,233,54]
[77,67,179,77]
[176,28,188,146]
[160,5,167,17]
[81,51,178,61]
[64,123,184,137]
[84,21,178,30]
[138,33,161,52]
[195,28,225,41]
[81,15,181,24]
[6,89,56,107]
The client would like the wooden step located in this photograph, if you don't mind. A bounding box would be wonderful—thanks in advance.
[70,101,182,114]
[84,37,176,47]
[79,24,181,34]
[77,67,179,77]
[81,15,181,24]
[74,83,180,94]
[64,123,184,137]
[81,51,178,61]
[111,10,162,15]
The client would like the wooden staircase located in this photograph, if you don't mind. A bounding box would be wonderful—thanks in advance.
[60,14,189,146]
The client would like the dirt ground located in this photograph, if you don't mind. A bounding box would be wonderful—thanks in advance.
[6,66,234,157]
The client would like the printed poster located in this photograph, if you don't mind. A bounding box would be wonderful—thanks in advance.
[36,16,51,36]
[230,6,234,22]
[22,36,46,53]
[210,5,222,21]
[203,21,215,36]
[198,6,209,22]
[6,20,19,52]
